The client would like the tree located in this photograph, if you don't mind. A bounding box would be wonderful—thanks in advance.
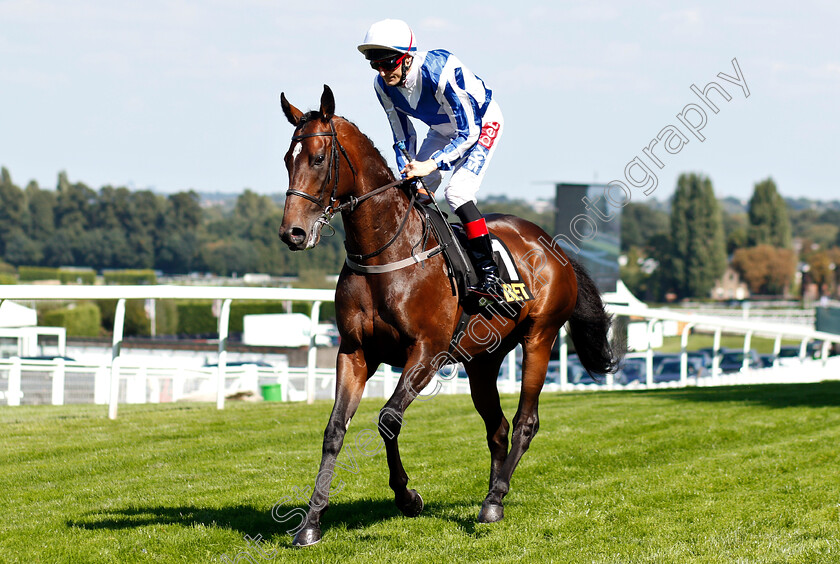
[55,172,96,235]
[731,245,796,295]
[0,167,26,257]
[806,250,840,298]
[620,202,669,252]
[668,173,727,299]
[747,177,791,248]
[25,182,56,243]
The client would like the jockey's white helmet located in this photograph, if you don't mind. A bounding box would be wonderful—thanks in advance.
[357,19,417,59]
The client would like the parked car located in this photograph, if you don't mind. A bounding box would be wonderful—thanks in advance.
[653,357,700,382]
[615,357,645,385]
[758,354,775,368]
[544,355,602,385]
[719,349,761,373]
[686,350,712,374]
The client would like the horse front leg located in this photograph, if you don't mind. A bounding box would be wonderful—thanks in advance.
[378,347,439,518]
[292,347,370,547]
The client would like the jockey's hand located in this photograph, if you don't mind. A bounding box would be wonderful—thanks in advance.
[401,159,437,179]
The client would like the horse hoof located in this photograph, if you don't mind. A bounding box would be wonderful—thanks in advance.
[292,527,322,547]
[478,502,504,523]
[398,489,425,517]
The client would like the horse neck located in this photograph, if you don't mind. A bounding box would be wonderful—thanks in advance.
[338,131,423,263]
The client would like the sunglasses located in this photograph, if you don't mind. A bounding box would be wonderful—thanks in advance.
[369,52,407,72]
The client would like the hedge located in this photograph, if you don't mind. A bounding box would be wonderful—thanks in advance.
[174,301,324,336]
[40,302,101,337]
[176,302,217,336]
[18,266,59,282]
[0,274,16,285]
[58,269,96,285]
[104,270,157,285]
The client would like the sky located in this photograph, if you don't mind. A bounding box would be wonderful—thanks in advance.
[1,0,838,203]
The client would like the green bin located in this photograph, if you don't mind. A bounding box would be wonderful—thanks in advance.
[260,384,284,402]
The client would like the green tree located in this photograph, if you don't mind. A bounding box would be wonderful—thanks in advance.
[25,182,57,243]
[55,172,97,236]
[0,167,26,257]
[620,202,669,252]
[668,173,727,299]
[747,177,791,248]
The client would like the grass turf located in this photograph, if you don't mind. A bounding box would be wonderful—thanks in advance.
[2,383,840,563]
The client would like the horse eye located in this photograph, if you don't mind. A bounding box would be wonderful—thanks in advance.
[312,154,326,166]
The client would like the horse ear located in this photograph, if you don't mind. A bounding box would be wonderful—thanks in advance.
[280,92,304,126]
[320,84,335,121]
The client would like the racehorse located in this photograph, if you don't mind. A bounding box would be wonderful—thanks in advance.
[278,85,620,546]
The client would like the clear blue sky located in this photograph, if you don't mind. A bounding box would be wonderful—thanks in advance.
[2,1,838,202]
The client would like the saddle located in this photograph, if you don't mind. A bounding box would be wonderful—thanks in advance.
[413,198,533,317]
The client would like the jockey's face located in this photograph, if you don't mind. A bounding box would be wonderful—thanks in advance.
[379,56,411,87]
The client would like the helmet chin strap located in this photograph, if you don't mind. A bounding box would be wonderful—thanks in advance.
[398,56,412,87]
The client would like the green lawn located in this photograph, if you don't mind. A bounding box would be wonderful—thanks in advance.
[3,384,840,563]
[658,334,801,354]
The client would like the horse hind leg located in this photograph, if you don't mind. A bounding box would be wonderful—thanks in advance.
[464,355,510,502]
[478,329,553,523]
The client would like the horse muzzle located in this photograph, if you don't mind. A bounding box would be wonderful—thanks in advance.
[278,222,322,251]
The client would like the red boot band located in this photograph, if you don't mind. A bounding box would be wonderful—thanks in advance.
[464,218,489,239]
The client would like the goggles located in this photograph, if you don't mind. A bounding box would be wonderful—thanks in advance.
[369,52,408,72]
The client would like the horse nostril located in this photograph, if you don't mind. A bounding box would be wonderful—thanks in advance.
[289,227,307,244]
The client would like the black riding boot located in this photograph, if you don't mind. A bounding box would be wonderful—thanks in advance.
[465,234,504,299]
[454,202,504,300]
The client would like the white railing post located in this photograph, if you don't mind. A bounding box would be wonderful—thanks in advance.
[8,357,22,406]
[307,301,322,405]
[52,357,66,406]
[108,298,126,420]
[742,331,753,373]
[559,326,569,389]
[645,320,657,386]
[711,328,722,383]
[216,298,232,410]
[773,334,782,368]
[680,323,693,386]
[799,338,809,363]
[821,340,830,366]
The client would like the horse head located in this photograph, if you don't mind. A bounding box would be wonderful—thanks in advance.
[278,85,357,251]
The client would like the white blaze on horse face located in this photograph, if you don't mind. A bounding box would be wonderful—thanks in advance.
[292,142,302,161]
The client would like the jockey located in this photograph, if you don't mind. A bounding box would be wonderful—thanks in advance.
[358,19,505,301]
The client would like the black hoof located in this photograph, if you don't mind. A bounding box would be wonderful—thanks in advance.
[292,526,322,547]
[478,501,504,523]
[397,489,425,517]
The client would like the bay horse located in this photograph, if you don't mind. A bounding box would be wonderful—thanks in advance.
[278,85,619,546]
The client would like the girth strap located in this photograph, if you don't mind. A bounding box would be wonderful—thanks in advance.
[344,245,443,274]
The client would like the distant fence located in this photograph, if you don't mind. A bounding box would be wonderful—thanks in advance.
[667,305,815,326]
[2,286,840,419]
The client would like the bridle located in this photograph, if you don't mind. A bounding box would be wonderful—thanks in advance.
[284,117,429,266]
[285,119,356,234]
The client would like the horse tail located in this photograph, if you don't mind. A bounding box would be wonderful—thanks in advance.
[567,257,623,376]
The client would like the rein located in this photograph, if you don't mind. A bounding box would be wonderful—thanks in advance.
[285,118,440,273]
